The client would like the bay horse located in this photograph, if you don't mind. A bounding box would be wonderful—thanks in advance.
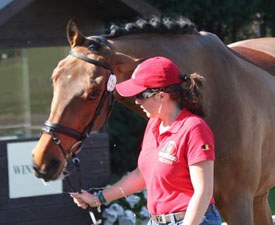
[32,17,275,225]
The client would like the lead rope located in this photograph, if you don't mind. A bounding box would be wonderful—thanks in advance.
[72,156,102,225]
[73,74,117,225]
[82,75,116,224]
[57,50,117,225]
[66,154,102,225]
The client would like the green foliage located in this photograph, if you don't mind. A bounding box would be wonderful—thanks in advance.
[258,0,275,36]
[107,102,147,175]
[146,0,275,43]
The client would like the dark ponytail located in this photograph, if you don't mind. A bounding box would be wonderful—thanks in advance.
[157,72,206,117]
[166,73,205,117]
[179,73,205,117]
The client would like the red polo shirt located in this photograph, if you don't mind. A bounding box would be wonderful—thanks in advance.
[138,109,215,214]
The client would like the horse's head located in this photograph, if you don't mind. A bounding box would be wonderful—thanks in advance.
[32,20,141,181]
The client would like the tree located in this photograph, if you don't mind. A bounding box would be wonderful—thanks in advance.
[108,102,147,175]
[146,0,275,43]
[258,0,275,36]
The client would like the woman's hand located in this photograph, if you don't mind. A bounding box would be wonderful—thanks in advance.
[69,168,146,210]
[70,191,100,209]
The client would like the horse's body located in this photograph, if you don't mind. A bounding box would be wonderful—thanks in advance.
[230,37,275,57]
[32,18,275,225]
[229,37,275,76]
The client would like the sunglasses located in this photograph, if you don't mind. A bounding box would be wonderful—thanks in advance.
[135,89,158,100]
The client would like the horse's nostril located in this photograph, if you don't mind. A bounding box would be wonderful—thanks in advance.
[45,158,61,179]
[48,158,60,171]
[32,163,46,178]
[32,163,43,174]
[32,165,39,172]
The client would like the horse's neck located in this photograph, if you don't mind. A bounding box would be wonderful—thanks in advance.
[110,33,243,118]
[111,33,232,77]
[111,33,237,92]
[111,34,201,65]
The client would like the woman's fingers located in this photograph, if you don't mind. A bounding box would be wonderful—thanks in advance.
[70,191,94,209]
[70,192,80,198]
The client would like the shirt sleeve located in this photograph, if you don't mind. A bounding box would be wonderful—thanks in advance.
[186,122,215,166]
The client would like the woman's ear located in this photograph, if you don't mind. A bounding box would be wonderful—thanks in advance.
[157,92,167,101]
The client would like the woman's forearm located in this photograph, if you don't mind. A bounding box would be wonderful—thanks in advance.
[183,189,213,225]
[103,167,146,203]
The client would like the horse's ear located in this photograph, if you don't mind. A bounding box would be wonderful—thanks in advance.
[66,19,85,48]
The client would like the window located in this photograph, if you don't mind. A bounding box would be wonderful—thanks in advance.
[0,47,69,138]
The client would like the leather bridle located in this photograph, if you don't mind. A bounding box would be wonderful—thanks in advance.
[40,39,116,225]
[41,44,115,163]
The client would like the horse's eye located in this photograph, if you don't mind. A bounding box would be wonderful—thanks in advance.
[88,95,97,100]
[88,90,100,100]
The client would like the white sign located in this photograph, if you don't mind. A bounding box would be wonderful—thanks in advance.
[7,141,62,198]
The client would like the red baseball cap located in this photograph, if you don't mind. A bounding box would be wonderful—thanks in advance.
[116,56,182,97]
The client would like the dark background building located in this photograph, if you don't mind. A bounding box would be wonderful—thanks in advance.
[0,0,160,48]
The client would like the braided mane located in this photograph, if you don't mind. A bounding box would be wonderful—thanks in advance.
[105,16,198,38]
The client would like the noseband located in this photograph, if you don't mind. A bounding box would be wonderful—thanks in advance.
[41,46,115,160]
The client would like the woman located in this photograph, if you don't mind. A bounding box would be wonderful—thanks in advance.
[70,56,222,225]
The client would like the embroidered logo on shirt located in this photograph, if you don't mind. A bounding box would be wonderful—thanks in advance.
[158,141,177,165]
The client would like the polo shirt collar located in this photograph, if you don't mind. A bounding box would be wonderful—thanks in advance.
[151,108,191,135]
[168,108,190,134]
